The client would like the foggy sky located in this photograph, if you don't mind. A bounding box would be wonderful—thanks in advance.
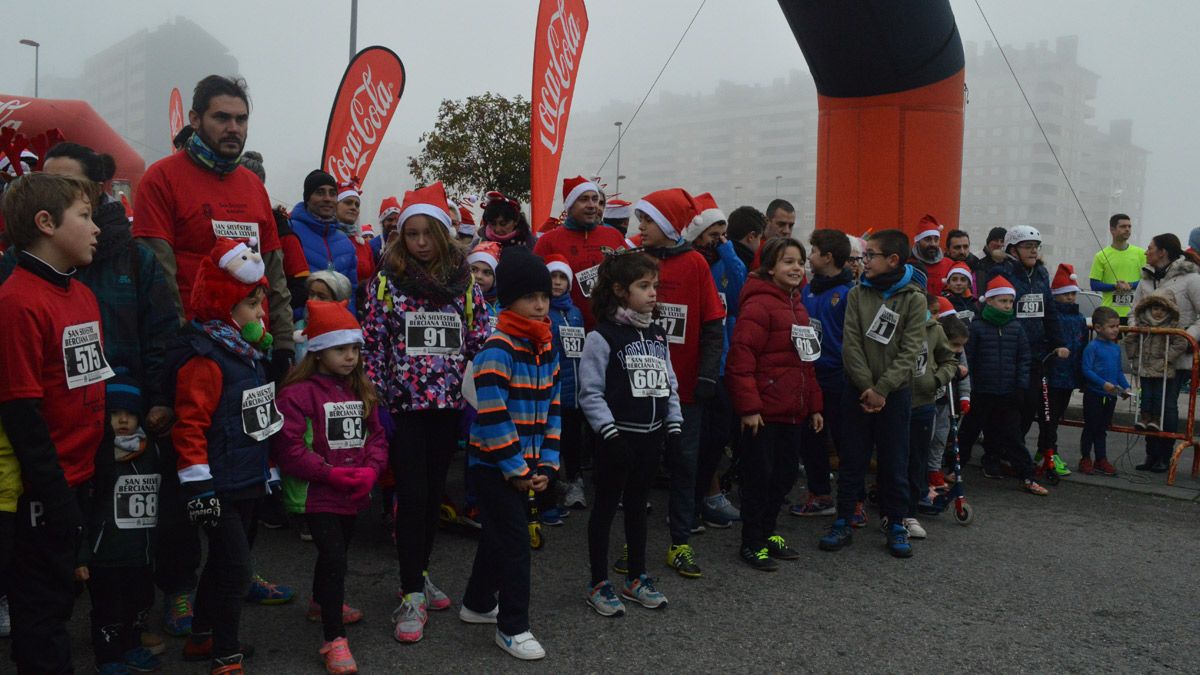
[3,0,1197,247]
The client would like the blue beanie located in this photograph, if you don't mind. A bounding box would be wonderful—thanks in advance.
[106,372,143,417]
[1189,227,1200,253]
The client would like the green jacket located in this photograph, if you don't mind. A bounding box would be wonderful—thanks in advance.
[911,318,959,408]
[842,275,928,397]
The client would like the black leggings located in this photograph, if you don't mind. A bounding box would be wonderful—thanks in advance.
[390,409,461,595]
[193,495,259,659]
[559,408,585,483]
[587,430,664,585]
[88,565,155,664]
[695,378,735,503]
[306,513,358,641]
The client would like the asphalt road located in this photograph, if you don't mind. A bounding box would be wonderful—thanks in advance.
[12,455,1198,674]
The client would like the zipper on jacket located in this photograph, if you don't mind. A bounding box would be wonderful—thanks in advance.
[638,326,658,429]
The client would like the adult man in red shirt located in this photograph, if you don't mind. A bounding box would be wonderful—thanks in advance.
[908,214,954,295]
[533,176,628,329]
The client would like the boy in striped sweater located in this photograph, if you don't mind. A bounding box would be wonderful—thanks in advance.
[462,247,561,661]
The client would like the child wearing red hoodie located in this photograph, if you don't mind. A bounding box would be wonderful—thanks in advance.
[273,300,388,674]
[726,238,823,571]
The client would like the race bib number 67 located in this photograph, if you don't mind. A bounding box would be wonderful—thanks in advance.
[62,321,114,389]
[242,383,284,441]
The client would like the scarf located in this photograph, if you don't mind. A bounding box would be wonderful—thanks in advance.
[201,320,264,360]
[185,131,242,175]
[808,268,854,296]
[562,216,598,233]
[911,244,944,266]
[483,223,523,245]
[393,254,472,306]
[981,304,1014,326]
[496,310,553,351]
[614,305,654,329]
[695,242,720,264]
[551,291,575,312]
[861,264,914,299]
[114,428,148,462]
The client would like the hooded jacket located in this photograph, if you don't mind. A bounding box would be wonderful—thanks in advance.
[709,240,748,375]
[290,202,359,313]
[1046,300,1087,390]
[983,257,1063,359]
[967,309,1031,396]
[802,267,854,379]
[842,265,929,397]
[1131,256,1200,370]
[910,317,960,408]
[549,292,585,409]
[1124,293,1189,378]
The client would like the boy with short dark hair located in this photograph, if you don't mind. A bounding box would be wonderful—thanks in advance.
[819,229,927,558]
[1080,306,1132,476]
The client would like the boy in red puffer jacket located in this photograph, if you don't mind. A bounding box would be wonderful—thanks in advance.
[726,238,823,571]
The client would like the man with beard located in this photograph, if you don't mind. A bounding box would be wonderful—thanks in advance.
[971,227,1008,281]
[908,215,953,295]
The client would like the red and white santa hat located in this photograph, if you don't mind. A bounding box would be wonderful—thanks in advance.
[361,222,375,237]
[984,275,1017,299]
[466,241,501,271]
[604,198,632,220]
[915,214,944,243]
[943,262,973,283]
[303,299,363,352]
[190,238,268,323]
[378,196,402,221]
[562,175,601,213]
[1051,263,1080,295]
[636,188,701,243]
[936,296,957,318]
[337,180,361,203]
[682,192,726,243]
[457,205,477,237]
[544,253,572,279]
[399,182,454,235]
[212,237,266,284]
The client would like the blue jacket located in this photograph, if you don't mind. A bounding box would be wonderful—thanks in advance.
[983,258,1063,358]
[967,314,1031,396]
[802,268,854,379]
[709,241,747,375]
[290,202,359,312]
[1082,338,1130,397]
[549,293,584,409]
[1046,301,1087,390]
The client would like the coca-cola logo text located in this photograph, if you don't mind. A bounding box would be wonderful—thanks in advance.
[0,99,33,131]
[535,0,584,154]
[326,66,396,183]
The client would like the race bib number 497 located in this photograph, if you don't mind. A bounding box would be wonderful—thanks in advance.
[1017,293,1045,319]
[62,321,114,389]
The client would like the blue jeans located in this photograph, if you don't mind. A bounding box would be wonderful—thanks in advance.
[907,405,936,517]
[666,402,702,545]
[836,386,912,521]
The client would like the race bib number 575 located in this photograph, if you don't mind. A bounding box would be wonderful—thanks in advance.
[62,321,114,389]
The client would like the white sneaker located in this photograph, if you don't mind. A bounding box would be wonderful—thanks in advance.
[459,604,498,624]
[902,517,927,539]
[496,629,546,660]
[563,477,587,509]
[0,595,9,637]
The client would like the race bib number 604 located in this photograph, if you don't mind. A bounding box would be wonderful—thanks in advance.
[626,355,669,398]
[62,321,114,389]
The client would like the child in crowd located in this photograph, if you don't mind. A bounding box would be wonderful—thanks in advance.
[461,247,560,661]
[0,174,111,674]
[727,238,824,570]
[941,262,977,322]
[85,374,163,674]
[964,277,1048,495]
[273,300,388,674]
[468,241,502,327]
[362,182,489,644]
[579,252,680,616]
[295,270,354,361]
[820,229,926,558]
[545,254,587,519]
[927,316,971,491]
[1126,292,1188,434]
[1042,264,1088,477]
[1081,307,1133,476]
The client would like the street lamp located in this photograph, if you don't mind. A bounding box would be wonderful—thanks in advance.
[19,39,39,97]
[734,185,743,202]
[614,121,623,195]
[775,175,783,198]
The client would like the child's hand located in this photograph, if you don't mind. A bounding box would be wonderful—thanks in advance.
[1103,382,1118,395]
[1055,347,1070,359]
[530,474,550,493]
[74,566,89,582]
[860,388,886,413]
[740,414,764,436]
[809,413,824,433]
[145,406,176,435]
[957,364,969,378]
[510,476,533,492]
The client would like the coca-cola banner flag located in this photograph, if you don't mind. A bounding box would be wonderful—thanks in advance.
[530,0,588,227]
[168,87,184,148]
[321,46,406,185]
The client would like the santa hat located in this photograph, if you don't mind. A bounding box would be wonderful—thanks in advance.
[190,239,268,323]
[378,196,402,221]
[399,182,454,234]
[459,205,476,226]
[915,214,944,243]
[1051,263,1080,295]
[635,188,700,243]
[984,275,1017,299]
[337,180,361,203]
[562,175,601,213]
[936,296,957,318]
[943,262,973,284]
[361,222,375,237]
[604,198,632,221]
[544,254,572,279]
[682,192,727,243]
[466,241,501,271]
[212,237,266,283]
[303,300,363,352]
[538,215,563,234]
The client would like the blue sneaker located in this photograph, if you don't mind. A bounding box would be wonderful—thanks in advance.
[886,522,913,558]
[245,574,295,605]
[621,574,668,609]
[818,518,853,551]
[539,506,568,527]
[96,663,131,675]
[585,581,625,617]
[162,591,192,637]
[122,646,162,673]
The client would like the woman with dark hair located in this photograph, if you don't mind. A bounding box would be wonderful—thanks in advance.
[1129,232,1200,472]
[473,191,534,249]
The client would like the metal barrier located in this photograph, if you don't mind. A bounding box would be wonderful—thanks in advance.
[1056,325,1200,485]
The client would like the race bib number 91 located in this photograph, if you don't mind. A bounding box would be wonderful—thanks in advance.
[626,355,669,398]
[559,326,585,359]
[113,474,161,529]
[324,401,366,449]
[654,303,688,344]
[62,321,114,389]
[241,383,284,441]
[406,312,463,357]
[1017,293,1045,319]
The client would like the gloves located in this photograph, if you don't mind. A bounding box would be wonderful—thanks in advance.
[184,485,221,528]
[327,467,360,493]
[958,399,971,416]
[348,468,377,503]
[266,467,282,494]
[536,465,559,487]
[694,378,717,402]
[268,348,295,387]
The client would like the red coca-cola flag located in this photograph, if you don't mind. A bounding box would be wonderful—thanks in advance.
[321,46,406,185]
[168,87,184,148]
[530,0,588,228]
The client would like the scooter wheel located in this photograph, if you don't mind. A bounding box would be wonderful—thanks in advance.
[954,502,974,526]
[529,523,544,549]
[439,503,458,525]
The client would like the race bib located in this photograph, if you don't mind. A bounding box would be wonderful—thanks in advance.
[957,310,975,323]
[324,401,366,450]
[211,220,259,240]
[62,321,115,390]
[915,341,929,376]
[241,383,284,441]
[113,473,160,529]
[406,312,463,357]
[809,318,824,344]
[559,326,585,359]
[718,293,728,326]
[1112,290,1135,307]
[488,314,498,330]
[654,303,688,344]
[865,305,900,345]
[576,264,601,298]
[791,324,821,362]
[626,355,669,398]
[1016,293,1045,319]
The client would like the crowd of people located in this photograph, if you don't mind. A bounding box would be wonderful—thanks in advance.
[2,74,1199,674]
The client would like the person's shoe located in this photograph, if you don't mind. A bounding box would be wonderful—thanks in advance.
[539,506,567,526]
[765,534,801,560]
[1150,459,1170,473]
[886,522,913,558]
[789,494,836,517]
[850,501,868,528]
[819,518,853,552]
[163,591,193,637]
[927,471,947,489]
[122,646,161,673]
[982,465,1005,479]
[1050,453,1072,476]
[140,632,165,656]
[563,477,587,509]
[459,505,482,529]
[1078,458,1094,475]
[306,599,364,625]
[612,545,629,575]
[391,593,428,643]
[705,492,741,521]
[458,604,498,624]
[319,637,358,674]
[182,633,255,662]
[699,499,734,529]
[739,544,780,571]
[1135,458,1155,471]
[667,514,707,535]
[96,663,131,675]
[0,595,10,638]
[586,580,626,617]
[245,575,295,605]
[666,544,703,578]
[1094,458,1118,476]
[423,572,452,611]
[495,629,546,660]
[297,518,313,542]
[902,517,927,539]
[621,574,668,609]
[1022,479,1049,496]
[209,653,245,675]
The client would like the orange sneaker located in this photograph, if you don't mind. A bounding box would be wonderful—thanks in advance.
[1094,459,1117,476]
[1078,458,1094,475]
[1022,479,1049,496]
[319,637,358,674]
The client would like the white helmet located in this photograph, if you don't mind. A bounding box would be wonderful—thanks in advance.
[1004,225,1041,249]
